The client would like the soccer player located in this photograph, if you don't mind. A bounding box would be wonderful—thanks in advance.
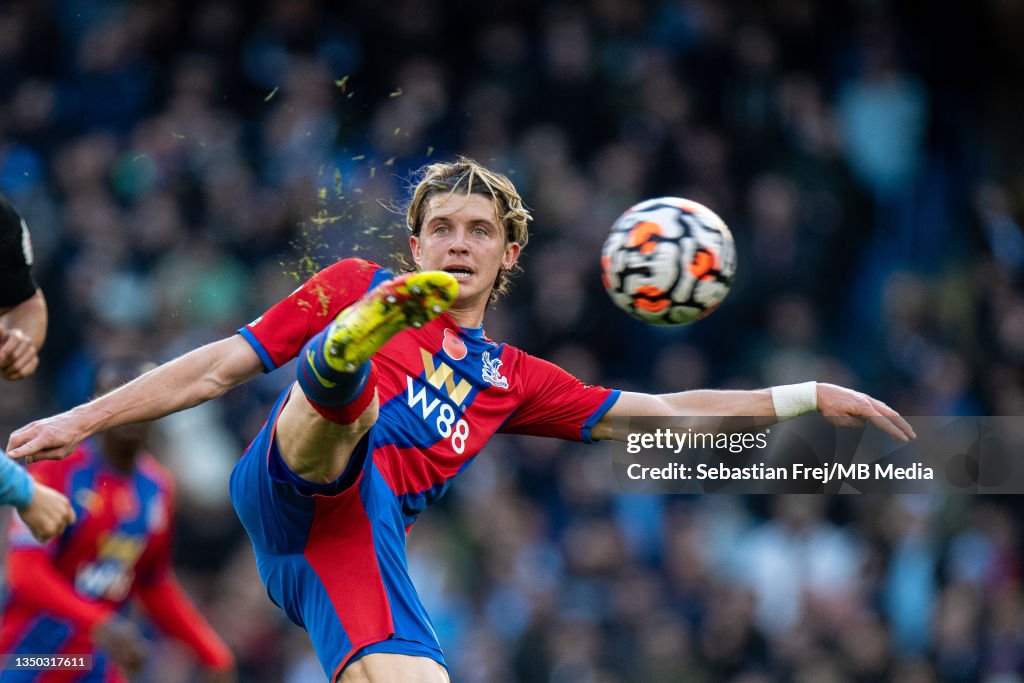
[0,192,74,543]
[0,192,47,382]
[0,359,236,682]
[6,159,914,682]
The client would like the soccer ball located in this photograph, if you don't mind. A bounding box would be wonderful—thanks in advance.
[601,197,737,325]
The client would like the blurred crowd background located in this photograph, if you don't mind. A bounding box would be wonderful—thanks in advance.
[2,0,1023,681]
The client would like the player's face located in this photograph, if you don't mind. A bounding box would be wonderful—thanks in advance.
[410,192,520,311]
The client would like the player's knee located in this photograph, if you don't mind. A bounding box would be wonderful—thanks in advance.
[347,394,379,432]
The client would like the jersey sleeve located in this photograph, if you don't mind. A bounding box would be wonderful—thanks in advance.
[237,258,392,371]
[0,195,37,308]
[499,352,620,443]
[0,449,35,509]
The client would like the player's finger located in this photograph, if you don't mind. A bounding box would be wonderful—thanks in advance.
[6,432,32,457]
[0,345,27,374]
[873,400,916,440]
[866,412,911,442]
[7,339,33,364]
[7,441,47,462]
[6,423,46,457]
[43,443,78,461]
[8,352,39,380]
[21,448,59,464]
[0,331,27,361]
[882,412,915,440]
[8,430,76,462]
[2,352,38,380]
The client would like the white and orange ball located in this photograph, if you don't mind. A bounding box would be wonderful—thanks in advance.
[601,197,737,325]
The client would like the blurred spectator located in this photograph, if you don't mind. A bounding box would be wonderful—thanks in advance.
[731,496,862,637]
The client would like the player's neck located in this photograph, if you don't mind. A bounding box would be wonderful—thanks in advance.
[100,438,140,473]
[102,454,137,474]
[446,301,486,329]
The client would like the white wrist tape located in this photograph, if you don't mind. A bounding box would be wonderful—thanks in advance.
[771,381,818,420]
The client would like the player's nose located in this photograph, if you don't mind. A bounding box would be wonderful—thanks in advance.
[448,229,470,252]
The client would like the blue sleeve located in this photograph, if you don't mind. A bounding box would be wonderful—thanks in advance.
[0,448,35,509]
[237,326,276,372]
[581,389,622,443]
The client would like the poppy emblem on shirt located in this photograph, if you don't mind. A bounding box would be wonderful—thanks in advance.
[442,328,467,361]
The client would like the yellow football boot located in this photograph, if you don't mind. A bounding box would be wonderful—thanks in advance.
[324,271,459,372]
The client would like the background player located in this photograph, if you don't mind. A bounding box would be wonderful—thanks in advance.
[1,358,236,682]
[0,193,74,542]
[7,160,913,682]
[0,193,47,382]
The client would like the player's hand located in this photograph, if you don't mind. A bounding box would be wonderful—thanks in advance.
[816,383,916,442]
[93,617,148,675]
[6,413,87,464]
[15,482,76,542]
[0,327,40,381]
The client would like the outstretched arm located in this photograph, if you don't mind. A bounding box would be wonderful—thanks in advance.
[591,382,915,442]
[7,335,264,463]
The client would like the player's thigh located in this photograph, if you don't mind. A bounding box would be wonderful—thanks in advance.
[339,653,449,683]
[276,383,379,482]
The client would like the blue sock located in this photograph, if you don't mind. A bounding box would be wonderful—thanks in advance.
[297,328,371,407]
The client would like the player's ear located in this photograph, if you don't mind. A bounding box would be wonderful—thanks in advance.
[409,235,422,266]
[502,241,520,270]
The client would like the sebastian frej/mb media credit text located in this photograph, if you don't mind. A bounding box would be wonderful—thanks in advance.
[608,416,1019,494]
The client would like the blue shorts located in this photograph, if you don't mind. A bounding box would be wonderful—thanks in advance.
[229,389,446,681]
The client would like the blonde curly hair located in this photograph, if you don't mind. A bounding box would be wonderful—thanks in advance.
[406,157,531,302]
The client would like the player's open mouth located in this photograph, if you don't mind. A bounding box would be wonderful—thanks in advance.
[443,267,473,281]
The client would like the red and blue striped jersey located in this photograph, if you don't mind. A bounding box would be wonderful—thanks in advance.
[239,258,619,516]
[232,258,620,677]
